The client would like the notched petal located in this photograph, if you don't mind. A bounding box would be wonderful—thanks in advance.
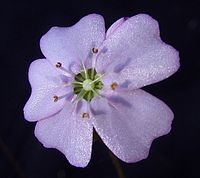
[106,17,128,38]
[40,14,106,69]
[92,90,173,163]
[34,100,93,167]
[24,59,67,121]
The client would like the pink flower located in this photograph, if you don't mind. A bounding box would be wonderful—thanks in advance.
[24,14,180,167]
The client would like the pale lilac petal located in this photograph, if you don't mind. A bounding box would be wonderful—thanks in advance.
[35,100,93,167]
[101,44,179,91]
[97,14,160,71]
[40,14,105,69]
[97,14,180,88]
[106,17,127,38]
[119,45,179,88]
[91,89,173,162]
[24,59,69,121]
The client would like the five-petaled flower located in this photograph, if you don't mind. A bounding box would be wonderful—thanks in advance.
[24,14,180,167]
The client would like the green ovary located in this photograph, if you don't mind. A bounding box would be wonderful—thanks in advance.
[73,68,104,102]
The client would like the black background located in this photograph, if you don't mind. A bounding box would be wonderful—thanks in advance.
[1,0,200,178]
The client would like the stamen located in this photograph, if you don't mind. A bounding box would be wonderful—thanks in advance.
[72,81,83,85]
[82,112,90,118]
[81,60,88,79]
[91,66,96,80]
[55,62,72,77]
[91,46,107,79]
[91,58,97,79]
[92,48,98,54]
[55,62,62,68]
[53,95,59,102]
[53,94,69,102]
[110,82,118,91]
[91,48,98,78]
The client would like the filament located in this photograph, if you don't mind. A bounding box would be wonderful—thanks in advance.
[55,62,73,77]
[81,60,88,79]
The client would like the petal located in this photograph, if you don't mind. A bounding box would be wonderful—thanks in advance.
[35,100,93,167]
[106,17,127,38]
[91,89,173,163]
[101,44,180,91]
[119,45,179,88]
[24,59,69,121]
[40,14,105,69]
[97,14,180,88]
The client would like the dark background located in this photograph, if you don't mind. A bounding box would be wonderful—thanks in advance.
[1,0,200,178]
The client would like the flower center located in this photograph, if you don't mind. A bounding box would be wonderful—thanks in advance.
[83,79,94,91]
[73,68,104,102]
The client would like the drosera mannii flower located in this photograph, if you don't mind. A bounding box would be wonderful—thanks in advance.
[23,14,180,167]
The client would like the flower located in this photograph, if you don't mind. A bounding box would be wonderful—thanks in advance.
[24,14,180,167]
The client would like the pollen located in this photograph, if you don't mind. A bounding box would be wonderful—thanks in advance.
[82,112,90,118]
[53,95,59,102]
[55,62,62,68]
[110,82,118,90]
[92,48,98,54]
